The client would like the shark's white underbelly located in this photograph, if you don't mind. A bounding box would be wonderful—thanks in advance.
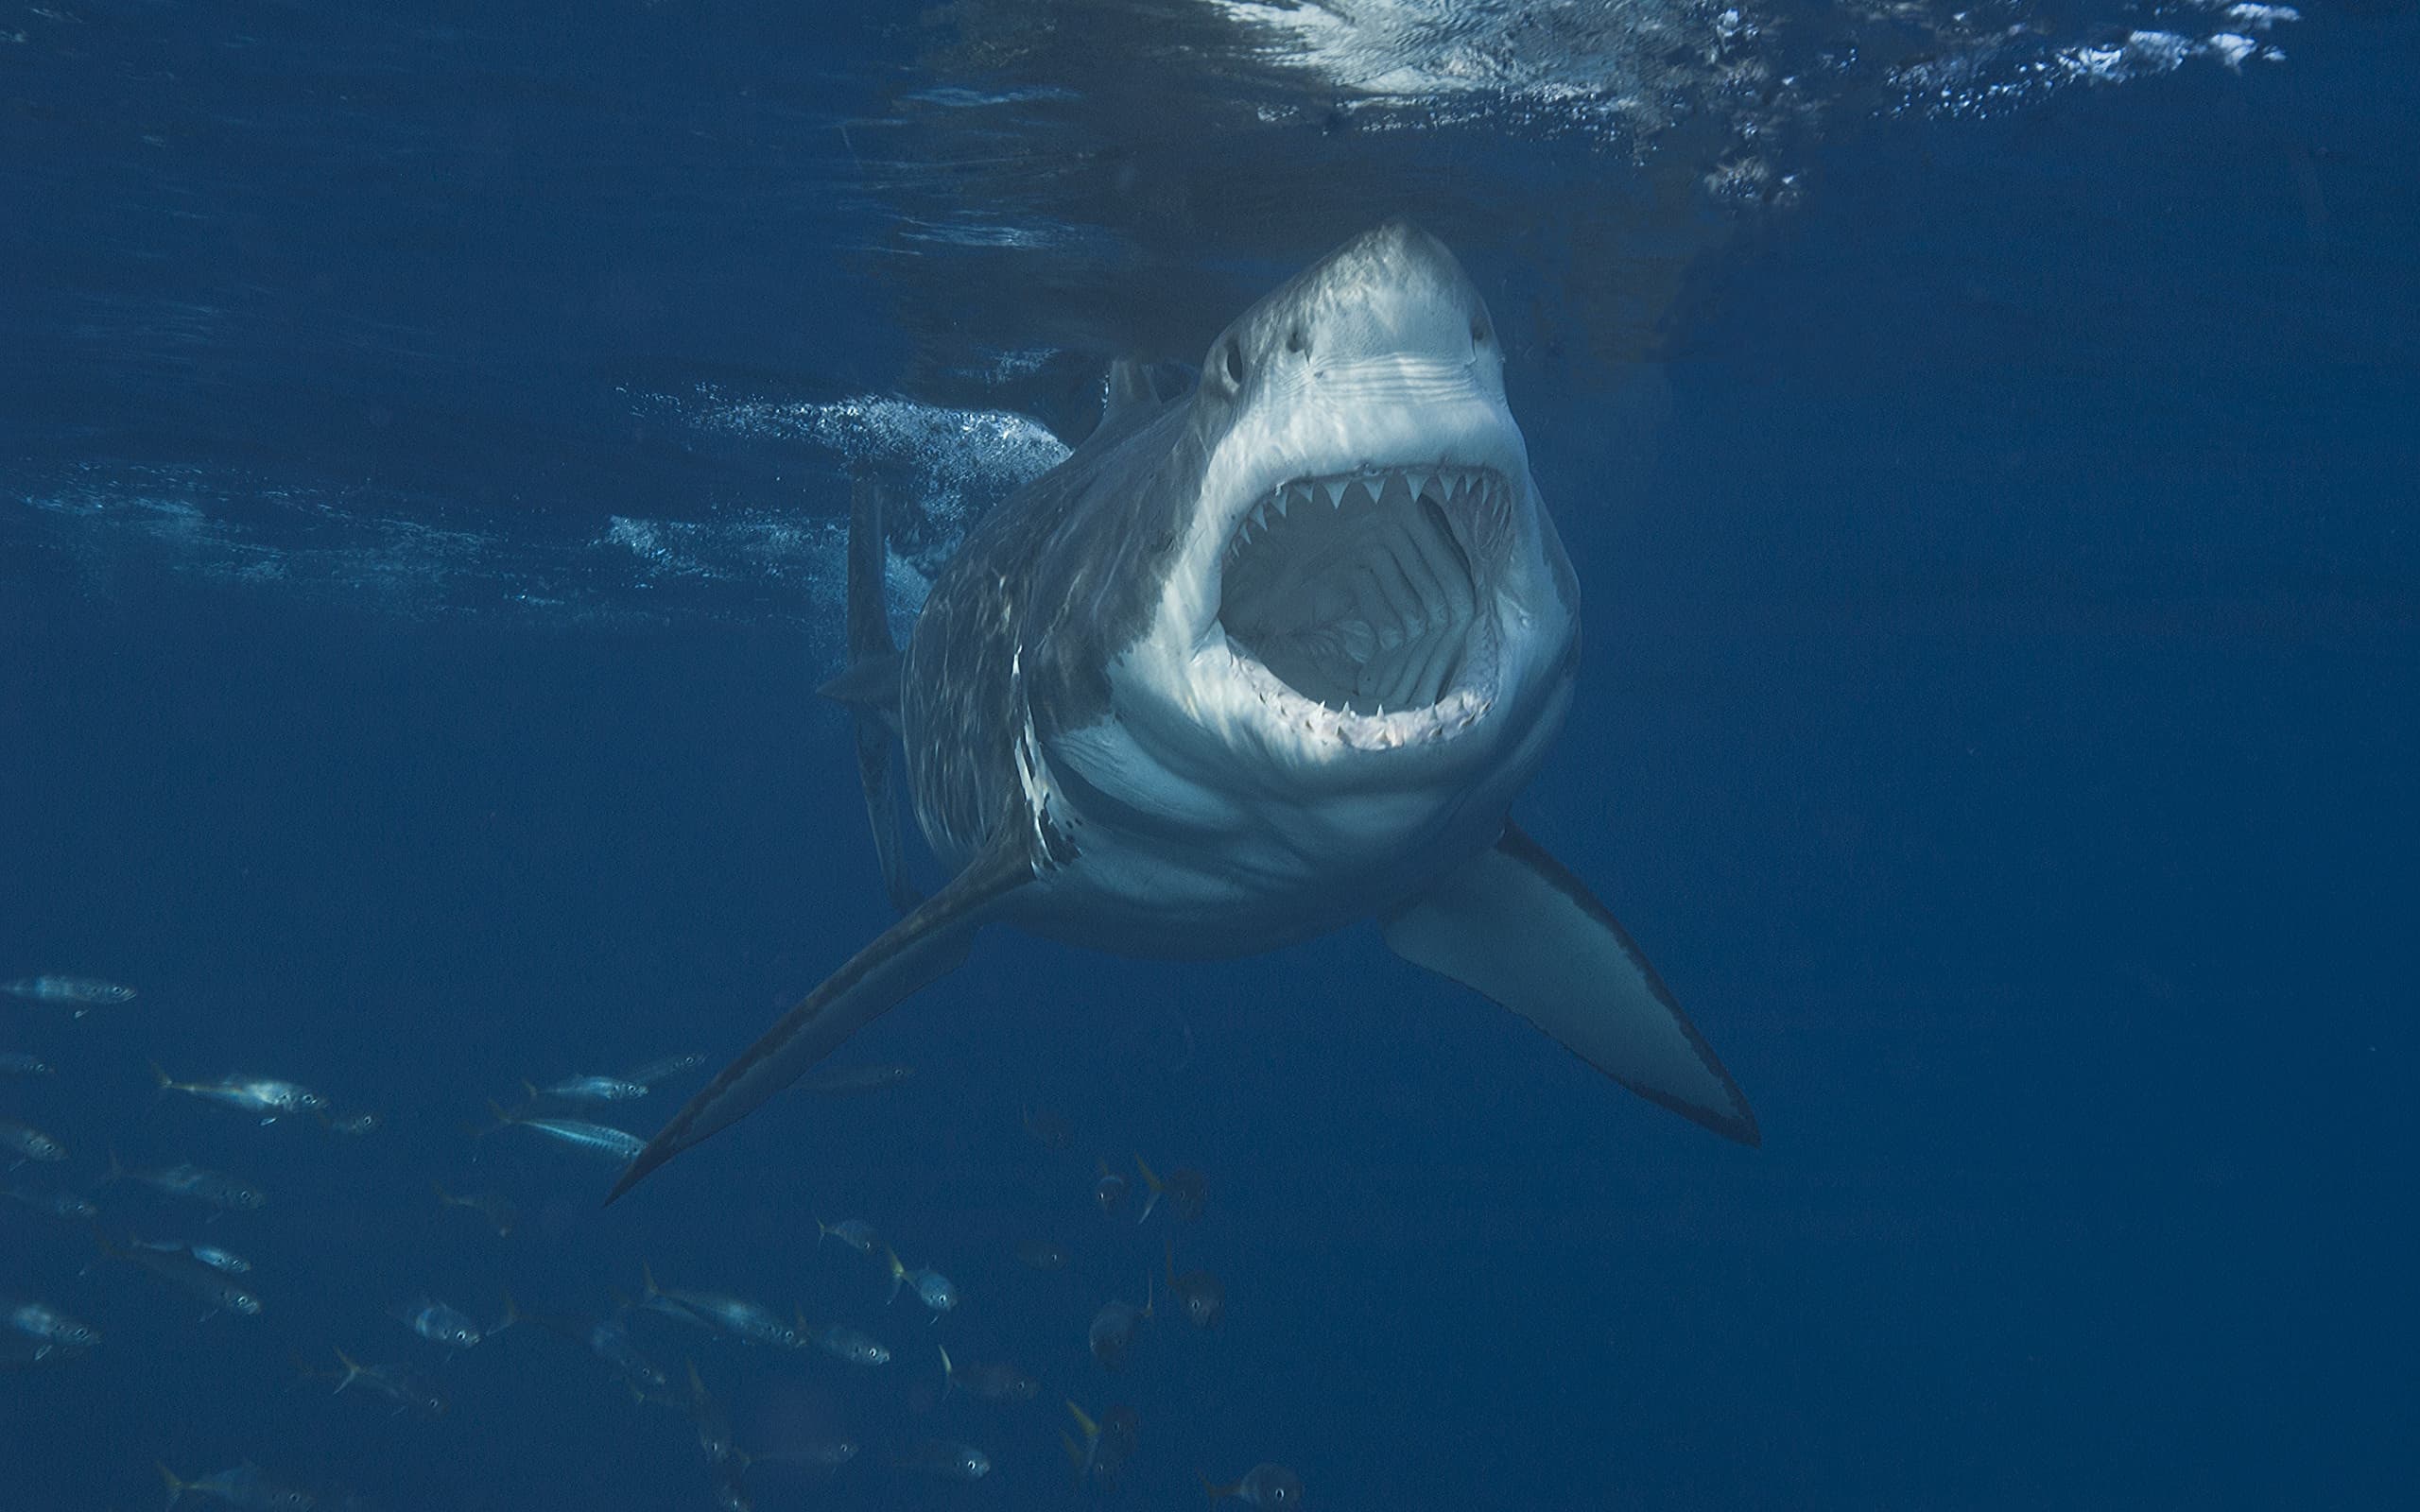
[1008,696,1558,958]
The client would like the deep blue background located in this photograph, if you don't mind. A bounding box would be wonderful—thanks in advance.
[4,4,2414,1509]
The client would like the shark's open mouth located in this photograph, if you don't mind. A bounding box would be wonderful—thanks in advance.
[1219,467,1510,721]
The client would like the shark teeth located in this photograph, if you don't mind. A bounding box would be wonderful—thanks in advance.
[1226,467,1511,564]
[1224,638,1496,751]
[1220,462,1512,726]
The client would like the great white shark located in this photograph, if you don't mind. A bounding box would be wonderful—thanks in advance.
[608,220,1755,1201]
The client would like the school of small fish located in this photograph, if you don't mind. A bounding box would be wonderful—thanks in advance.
[4,971,1302,1506]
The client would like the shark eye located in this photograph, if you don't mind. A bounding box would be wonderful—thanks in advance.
[1471,318,1490,346]
[1222,341,1246,388]
[1286,327,1306,355]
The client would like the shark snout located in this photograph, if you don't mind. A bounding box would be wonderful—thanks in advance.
[1251,218,1496,380]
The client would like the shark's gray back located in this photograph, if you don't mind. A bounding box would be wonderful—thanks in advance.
[899,386,1205,872]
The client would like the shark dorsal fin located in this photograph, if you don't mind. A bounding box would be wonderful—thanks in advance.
[1096,359,1191,442]
[818,476,918,915]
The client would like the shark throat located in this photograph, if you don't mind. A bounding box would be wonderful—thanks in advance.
[1218,465,1512,718]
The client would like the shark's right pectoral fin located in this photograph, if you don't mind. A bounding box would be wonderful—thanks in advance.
[1380,822,1759,1146]
[606,840,1034,1203]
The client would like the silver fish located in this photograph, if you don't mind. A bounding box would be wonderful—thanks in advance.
[588,1315,671,1397]
[1133,1153,1207,1222]
[189,1243,252,1275]
[103,1153,266,1211]
[136,1238,253,1276]
[0,1051,56,1076]
[747,1438,857,1469]
[308,1348,449,1418]
[488,1296,669,1400]
[1088,1279,1154,1370]
[4,1298,100,1353]
[709,1458,752,1512]
[156,1462,314,1511]
[896,1439,991,1482]
[938,1344,1039,1402]
[101,1233,263,1316]
[0,1117,67,1163]
[685,1360,741,1467]
[3,974,137,1013]
[814,1215,879,1253]
[623,1052,707,1087]
[639,1264,801,1349]
[1167,1236,1224,1329]
[484,1101,645,1160]
[1065,1400,1139,1493]
[432,1182,517,1237]
[1022,1105,1074,1151]
[1015,1238,1070,1271]
[1,1181,96,1221]
[883,1246,958,1314]
[1204,1463,1305,1507]
[533,1074,649,1102]
[152,1062,328,1121]
[1094,1161,1130,1217]
[397,1297,484,1350]
[802,1317,889,1366]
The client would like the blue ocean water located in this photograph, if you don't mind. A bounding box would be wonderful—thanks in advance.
[4,3,2414,1509]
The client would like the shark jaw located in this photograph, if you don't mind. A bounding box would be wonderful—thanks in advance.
[1097,218,1556,780]
[1168,346,1549,778]
[1216,461,1516,749]
[1028,219,1568,952]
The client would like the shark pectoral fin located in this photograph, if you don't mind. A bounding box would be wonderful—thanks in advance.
[606,841,1034,1203]
[1380,822,1759,1146]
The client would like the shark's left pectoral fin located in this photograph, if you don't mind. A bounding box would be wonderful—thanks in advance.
[606,840,1034,1203]
[1381,823,1759,1146]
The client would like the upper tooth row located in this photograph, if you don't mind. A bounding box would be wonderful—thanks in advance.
[1234,469,1499,539]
